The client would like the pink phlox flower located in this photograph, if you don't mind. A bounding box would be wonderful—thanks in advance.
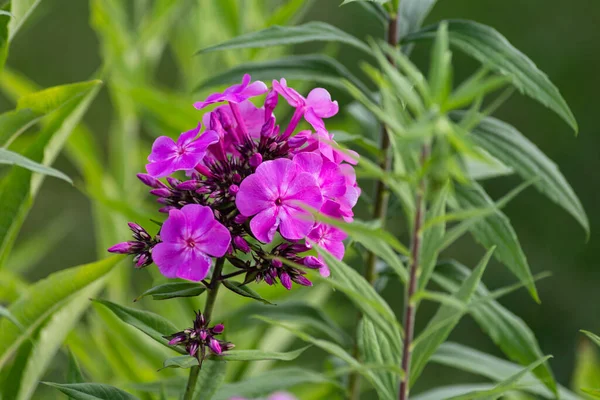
[194,74,268,110]
[202,100,266,144]
[272,78,338,131]
[293,152,346,200]
[312,129,359,165]
[338,163,360,222]
[152,204,231,281]
[146,124,219,178]
[307,201,348,277]
[235,158,323,243]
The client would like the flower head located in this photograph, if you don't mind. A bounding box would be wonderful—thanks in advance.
[152,204,231,281]
[146,125,219,178]
[108,222,158,268]
[236,158,323,243]
[194,74,268,110]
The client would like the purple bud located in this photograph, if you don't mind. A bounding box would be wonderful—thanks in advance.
[210,112,223,132]
[159,206,175,213]
[199,330,208,340]
[279,272,292,290]
[150,188,172,197]
[134,253,149,268]
[196,186,210,195]
[229,184,239,195]
[233,236,250,253]
[177,180,201,191]
[166,177,181,188]
[260,116,276,138]
[107,241,139,254]
[209,338,222,355]
[188,342,199,357]
[157,198,170,205]
[292,275,313,287]
[232,173,242,184]
[217,108,234,130]
[268,142,278,152]
[234,214,248,224]
[264,89,279,115]
[196,312,206,327]
[194,164,214,178]
[272,259,283,268]
[249,153,263,168]
[290,243,310,253]
[212,324,225,334]
[287,130,312,149]
[137,173,166,188]
[303,256,324,269]
[221,342,235,351]
[168,333,186,345]
[264,274,274,285]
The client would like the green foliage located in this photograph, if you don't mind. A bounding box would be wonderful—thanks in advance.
[43,382,139,400]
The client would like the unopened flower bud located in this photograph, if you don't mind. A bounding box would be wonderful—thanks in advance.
[234,214,247,224]
[303,256,324,269]
[292,275,312,287]
[233,236,250,253]
[249,153,263,167]
[279,272,292,290]
[137,173,166,188]
[150,188,172,197]
[212,324,225,334]
[209,338,222,355]
[199,330,208,340]
[159,206,175,213]
[188,342,199,357]
[168,333,187,345]
[260,116,276,138]
[177,180,201,191]
[166,177,181,188]
[287,130,312,149]
[229,184,239,195]
[272,259,283,268]
[108,241,141,254]
[232,173,242,183]
[264,89,279,115]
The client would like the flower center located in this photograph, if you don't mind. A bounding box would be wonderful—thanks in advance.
[177,146,188,156]
[275,198,283,206]
[185,238,196,248]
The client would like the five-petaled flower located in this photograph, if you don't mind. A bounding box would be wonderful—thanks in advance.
[194,74,268,110]
[152,204,231,281]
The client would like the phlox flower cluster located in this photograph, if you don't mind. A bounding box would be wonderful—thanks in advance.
[109,75,360,290]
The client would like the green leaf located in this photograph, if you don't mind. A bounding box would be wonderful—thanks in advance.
[582,331,600,349]
[412,384,496,400]
[428,21,452,104]
[14,279,106,400]
[91,299,185,354]
[0,148,72,183]
[398,0,438,38]
[447,356,552,400]
[42,382,139,400]
[418,183,449,290]
[134,282,206,302]
[66,348,85,384]
[341,0,389,5]
[0,305,23,329]
[212,368,337,400]
[194,360,227,400]
[195,54,372,99]
[430,342,580,400]
[256,316,399,400]
[467,114,589,235]
[161,346,310,369]
[454,182,539,302]
[0,11,10,72]
[0,79,102,267]
[198,22,370,54]
[222,280,273,305]
[8,0,43,40]
[404,20,577,132]
[0,108,37,146]
[582,388,600,399]
[432,261,558,396]
[0,255,122,369]
[410,247,494,384]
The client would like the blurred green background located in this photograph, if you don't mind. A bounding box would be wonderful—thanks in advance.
[3,0,598,396]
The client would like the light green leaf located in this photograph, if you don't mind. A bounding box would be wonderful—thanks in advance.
[0,79,102,267]
[582,388,600,399]
[0,305,22,329]
[398,0,438,38]
[212,368,337,400]
[573,333,600,396]
[582,331,600,349]
[447,356,552,400]
[8,0,43,40]
[454,182,539,302]
[67,348,85,384]
[431,342,580,400]
[412,384,495,400]
[15,279,106,400]
[194,360,227,400]
[433,261,558,396]
[0,10,9,71]
[42,382,139,400]
[404,20,577,132]
[198,22,370,54]
[222,280,273,305]
[0,108,37,146]
[428,21,452,104]
[410,247,494,384]
[418,183,449,290]
[0,255,122,369]
[161,346,310,369]
[91,299,185,354]
[134,282,206,302]
[467,114,589,235]
[195,54,372,99]
[0,148,72,183]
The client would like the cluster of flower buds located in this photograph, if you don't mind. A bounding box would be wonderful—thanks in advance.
[109,74,360,289]
[107,223,158,268]
[165,311,234,365]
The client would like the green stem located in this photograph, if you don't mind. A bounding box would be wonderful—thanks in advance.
[182,258,226,400]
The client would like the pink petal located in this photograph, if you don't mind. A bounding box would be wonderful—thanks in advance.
[250,207,279,243]
[323,238,345,260]
[148,136,177,162]
[175,251,212,282]
[237,101,266,137]
[281,171,323,211]
[268,392,298,400]
[278,205,315,240]
[152,242,186,278]
[304,108,326,132]
[306,88,339,118]
[146,159,175,178]
[272,78,305,108]
[293,152,322,176]
[195,219,231,257]
[318,263,331,278]
[236,159,293,216]
[193,92,226,109]
[177,124,202,146]
[180,205,215,236]
[240,80,268,98]
[189,130,220,150]
[160,208,188,242]
[319,160,346,198]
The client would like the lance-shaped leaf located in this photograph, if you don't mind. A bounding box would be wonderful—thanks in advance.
[418,184,449,291]
[134,282,206,302]
[410,248,494,384]
[194,359,227,400]
[0,148,72,183]
[0,80,102,266]
[454,182,539,302]
[222,280,273,305]
[0,255,123,369]
[404,20,577,132]
[42,382,139,400]
[195,54,372,99]
[198,22,370,54]
[582,331,600,349]
[398,0,439,38]
[466,114,589,235]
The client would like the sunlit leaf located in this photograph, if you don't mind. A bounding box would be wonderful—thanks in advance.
[198,22,370,54]
[42,382,139,400]
[404,20,578,132]
[0,305,22,329]
[582,331,600,349]
[0,108,37,146]
[222,280,273,305]
[134,282,206,302]
[0,148,72,183]
[0,255,122,369]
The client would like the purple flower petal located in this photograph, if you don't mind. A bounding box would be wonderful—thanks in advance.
[160,208,188,242]
[250,207,280,243]
[306,88,339,118]
[272,78,305,108]
[148,136,177,162]
[278,205,315,241]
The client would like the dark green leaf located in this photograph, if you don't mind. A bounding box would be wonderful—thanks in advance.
[0,148,72,183]
[466,114,589,235]
[194,360,226,400]
[222,280,273,305]
[134,282,206,302]
[198,22,370,54]
[0,256,123,369]
[410,248,494,384]
[42,382,139,400]
[454,182,539,302]
[433,261,558,396]
[195,54,372,100]
[582,331,600,349]
[66,348,85,384]
[91,299,185,354]
[398,0,438,38]
[8,0,44,40]
[404,20,577,132]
